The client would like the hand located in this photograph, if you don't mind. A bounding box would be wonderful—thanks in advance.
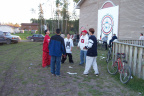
[71,48,72,51]
[83,47,86,49]
[77,47,79,49]
[63,55,66,58]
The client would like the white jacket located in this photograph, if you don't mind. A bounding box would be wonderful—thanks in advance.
[78,35,89,51]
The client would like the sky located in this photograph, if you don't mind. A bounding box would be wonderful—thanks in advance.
[0,0,79,24]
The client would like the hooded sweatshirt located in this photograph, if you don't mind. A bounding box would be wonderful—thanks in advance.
[78,35,88,51]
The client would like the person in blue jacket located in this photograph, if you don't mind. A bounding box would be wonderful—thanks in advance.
[109,34,118,47]
[49,29,66,76]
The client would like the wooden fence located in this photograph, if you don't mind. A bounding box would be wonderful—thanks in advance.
[113,40,144,80]
[118,40,144,46]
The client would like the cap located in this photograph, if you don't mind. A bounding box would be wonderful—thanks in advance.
[82,30,87,33]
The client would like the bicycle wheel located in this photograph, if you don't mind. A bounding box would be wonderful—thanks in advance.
[106,51,110,63]
[107,59,118,75]
[120,64,131,84]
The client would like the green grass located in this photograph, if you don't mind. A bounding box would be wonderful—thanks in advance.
[98,50,144,95]
[12,31,55,40]
[0,42,143,96]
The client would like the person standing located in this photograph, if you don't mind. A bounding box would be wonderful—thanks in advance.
[102,35,108,50]
[42,30,51,68]
[77,30,89,65]
[49,29,66,76]
[76,33,80,43]
[139,33,144,40]
[61,33,74,64]
[83,28,99,76]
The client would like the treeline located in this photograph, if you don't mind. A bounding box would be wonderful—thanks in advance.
[30,18,79,34]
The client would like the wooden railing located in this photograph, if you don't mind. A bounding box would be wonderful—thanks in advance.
[113,41,144,80]
[118,40,144,46]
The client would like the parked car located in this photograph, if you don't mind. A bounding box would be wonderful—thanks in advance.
[26,34,44,42]
[0,31,21,44]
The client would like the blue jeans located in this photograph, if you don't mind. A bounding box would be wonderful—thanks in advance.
[50,56,61,76]
[80,50,87,64]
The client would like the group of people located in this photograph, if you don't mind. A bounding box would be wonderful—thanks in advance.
[42,28,99,76]
[102,34,118,50]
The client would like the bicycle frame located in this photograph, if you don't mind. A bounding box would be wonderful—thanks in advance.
[117,58,124,73]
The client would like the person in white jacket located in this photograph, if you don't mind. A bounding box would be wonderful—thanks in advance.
[77,30,89,65]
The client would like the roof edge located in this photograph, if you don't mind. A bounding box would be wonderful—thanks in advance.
[76,0,85,9]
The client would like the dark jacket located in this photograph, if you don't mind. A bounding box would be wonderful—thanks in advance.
[49,35,66,57]
[112,36,117,41]
[85,35,97,57]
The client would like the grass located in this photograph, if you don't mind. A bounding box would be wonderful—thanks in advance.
[11,31,55,40]
[0,42,144,96]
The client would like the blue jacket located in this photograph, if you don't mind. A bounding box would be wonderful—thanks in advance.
[49,35,66,57]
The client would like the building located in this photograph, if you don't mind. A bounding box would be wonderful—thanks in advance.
[76,0,144,40]
[21,23,39,31]
[0,25,20,33]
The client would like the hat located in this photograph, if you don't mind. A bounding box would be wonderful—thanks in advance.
[82,30,87,33]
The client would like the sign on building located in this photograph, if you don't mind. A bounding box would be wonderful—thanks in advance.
[97,6,119,43]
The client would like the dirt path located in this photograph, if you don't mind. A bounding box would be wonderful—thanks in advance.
[0,42,141,96]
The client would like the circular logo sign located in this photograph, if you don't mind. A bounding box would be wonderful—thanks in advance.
[101,15,114,35]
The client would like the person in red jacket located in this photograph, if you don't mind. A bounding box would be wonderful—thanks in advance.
[42,29,51,68]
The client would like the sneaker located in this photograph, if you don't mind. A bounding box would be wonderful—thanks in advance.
[51,74,55,76]
[56,75,61,77]
[79,63,84,66]
[70,62,74,64]
[95,74,99,77]
[83,74,88,76]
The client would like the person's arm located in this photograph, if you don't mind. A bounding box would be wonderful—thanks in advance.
[61,38,66,55]
[85,36,89,46]
[77,37,81,47]
[84,39,94,49]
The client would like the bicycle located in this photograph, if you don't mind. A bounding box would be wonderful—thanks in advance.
[106,46,112,63]
[107,53,132,84]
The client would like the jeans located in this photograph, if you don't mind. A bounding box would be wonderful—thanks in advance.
[50,56,61,76]
[80,50,87,64]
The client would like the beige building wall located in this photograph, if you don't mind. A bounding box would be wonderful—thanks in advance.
[79,0,144,40]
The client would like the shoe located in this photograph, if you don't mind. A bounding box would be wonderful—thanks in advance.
[56,75,61,77]
[79,63,84,66]
[83,74,88,76]
[95,74,99,77]
[61,62,64,64]
[51,74,55,76]
[70,62,74,64]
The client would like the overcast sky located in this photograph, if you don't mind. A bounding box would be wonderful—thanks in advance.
[0,0,79,24]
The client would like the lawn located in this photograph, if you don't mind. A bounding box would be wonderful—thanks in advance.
[0,42,143,96]
[12,31,55,40]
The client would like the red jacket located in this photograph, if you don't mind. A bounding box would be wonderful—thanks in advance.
[43,35,50,52]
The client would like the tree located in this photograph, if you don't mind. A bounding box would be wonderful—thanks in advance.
[38,3,44,34]
[73,0,79,3]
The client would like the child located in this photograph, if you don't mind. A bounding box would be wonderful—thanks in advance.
[77,30,89,65]
[61,33,74,64]
[42,30,51,68]
[83,28,99,76]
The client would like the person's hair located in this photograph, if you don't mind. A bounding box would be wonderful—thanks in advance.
[67,33,70,35]
[56,29,61,34]
[141,33,143,36]
[44,29,49,34]
[89,28,95,34]
[113,34,116,36]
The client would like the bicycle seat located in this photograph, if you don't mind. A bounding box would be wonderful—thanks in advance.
[123,60,128,63]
